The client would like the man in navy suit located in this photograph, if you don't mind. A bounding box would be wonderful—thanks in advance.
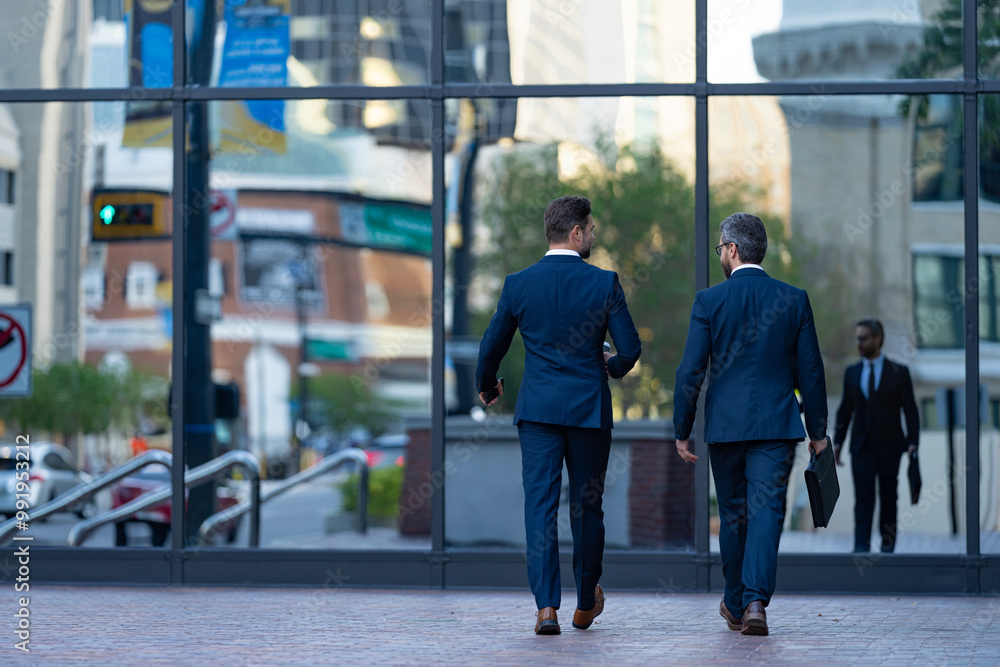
[834,318,919,554]
[673,212,828,636]
[475,195,641,635]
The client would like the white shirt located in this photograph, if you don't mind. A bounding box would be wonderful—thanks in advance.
[545,249,581,257]
[731,263,764,275]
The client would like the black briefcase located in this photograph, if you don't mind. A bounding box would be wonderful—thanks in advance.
[804,436,840,528]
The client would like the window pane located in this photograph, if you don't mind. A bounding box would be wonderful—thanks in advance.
[712,0,964,83]
[185,99,432,550]
[445,0,695,85]
[981,94,1000,555]
[0,102,174,549]
[445,96,696,553]
[190,1,431,87]
[0,2,144,89]
[710,94,965,555]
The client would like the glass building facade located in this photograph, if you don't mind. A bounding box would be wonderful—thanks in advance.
[0,0,997,594]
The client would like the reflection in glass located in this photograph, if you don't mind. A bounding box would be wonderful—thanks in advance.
[712,0,963,83]
[445,0,694,85]
[190,1,432,87]
[710,94,966,553]
[444,96,697,551]
[0,102,173,547]
[182,100,432,549]
[0,1,131,89]
[981,95,1000,554]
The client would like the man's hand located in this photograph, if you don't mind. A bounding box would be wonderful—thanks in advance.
[908,444,917,456]
[833,443,843,467]
[676,439,698,464]
[478,380,504,407]
[808,439,828,456]
[603,350,613,378]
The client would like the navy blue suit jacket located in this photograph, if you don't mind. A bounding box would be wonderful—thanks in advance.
[475,254,641,430]
[834,359,919,455]
[673,267,827,444]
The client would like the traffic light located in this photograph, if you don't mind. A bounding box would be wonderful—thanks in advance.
[92,190,168,241]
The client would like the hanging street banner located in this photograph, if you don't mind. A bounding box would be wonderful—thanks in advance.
[122,0,174,148]
[216,0,289,154]
[0,304,32,398]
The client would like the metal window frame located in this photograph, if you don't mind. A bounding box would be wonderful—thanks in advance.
[2,0,997,593]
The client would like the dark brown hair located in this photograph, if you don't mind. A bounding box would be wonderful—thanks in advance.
[544,195,592,244]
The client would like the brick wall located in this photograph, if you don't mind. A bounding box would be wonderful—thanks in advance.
[398,427,432,535]
[629,439,695,548]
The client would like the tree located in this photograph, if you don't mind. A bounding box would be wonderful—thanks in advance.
[472,138,840,418]
[0,361,162,444]
[298,373,400,441]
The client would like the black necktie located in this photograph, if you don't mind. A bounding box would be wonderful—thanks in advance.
[867,362,875,401]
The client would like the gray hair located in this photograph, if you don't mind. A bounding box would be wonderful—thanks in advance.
[719,212,767,265]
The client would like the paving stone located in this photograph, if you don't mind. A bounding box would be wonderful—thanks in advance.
[3,587,998,665]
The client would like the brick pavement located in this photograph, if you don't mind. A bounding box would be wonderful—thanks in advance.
[5,587,999,666]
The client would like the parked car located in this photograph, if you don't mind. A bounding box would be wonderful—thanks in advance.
[362,434,409,470]
[110,463,241,546]
[0,442,96,520]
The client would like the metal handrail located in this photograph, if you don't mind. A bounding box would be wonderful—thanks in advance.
[197,447,369,546]
[0,450,174,544]
[68,450,261,547]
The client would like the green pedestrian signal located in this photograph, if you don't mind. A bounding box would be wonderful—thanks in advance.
[99,205,116,225]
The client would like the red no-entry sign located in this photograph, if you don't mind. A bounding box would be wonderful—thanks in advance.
[0,304,31,397]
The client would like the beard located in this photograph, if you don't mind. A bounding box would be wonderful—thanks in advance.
[722,256,732,279]
[579,240,592,259]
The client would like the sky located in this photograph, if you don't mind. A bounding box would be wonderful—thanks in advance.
[706,0,783,82]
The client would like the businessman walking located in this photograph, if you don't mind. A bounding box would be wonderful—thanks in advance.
[673,212,828,636]
[475,195,641,635]
[834,317,919,553]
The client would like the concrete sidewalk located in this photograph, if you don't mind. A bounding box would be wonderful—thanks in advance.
[7,587,999,665]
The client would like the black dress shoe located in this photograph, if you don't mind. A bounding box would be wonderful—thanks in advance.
[534,607,560,635]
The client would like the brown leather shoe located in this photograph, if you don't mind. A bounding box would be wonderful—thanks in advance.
[719,599,741,631]
[741,600,768,636]
[534,607,560,635]
[572,584,604,629]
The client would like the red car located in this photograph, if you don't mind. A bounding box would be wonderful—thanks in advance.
[111,463,241,546]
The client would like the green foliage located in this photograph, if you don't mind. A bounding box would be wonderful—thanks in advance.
[339,466,403,520]
[895,1,1000,150]
[0,361,163,437]
[296,373,400,438]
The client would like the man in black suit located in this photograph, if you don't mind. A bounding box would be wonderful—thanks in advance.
[834,318,920,553]
[476,195,641,635]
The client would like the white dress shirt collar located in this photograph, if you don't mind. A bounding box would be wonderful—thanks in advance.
[730,263,764,275]
[545,249,581,257]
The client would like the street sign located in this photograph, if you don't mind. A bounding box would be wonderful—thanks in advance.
[194,289,222,325]
[305,339,354,361]
[0,304,32,398]
[92,190,169,241]
[209,189,238,240]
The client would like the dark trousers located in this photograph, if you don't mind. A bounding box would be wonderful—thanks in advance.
[709,440,795,620]
[517,420,611,611]
[851,445,902,552]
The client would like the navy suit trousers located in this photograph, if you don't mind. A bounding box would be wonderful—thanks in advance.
[709,440,796,619]
[518,420,611,611]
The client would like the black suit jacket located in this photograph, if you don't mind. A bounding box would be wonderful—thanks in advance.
[834,358,919,455]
